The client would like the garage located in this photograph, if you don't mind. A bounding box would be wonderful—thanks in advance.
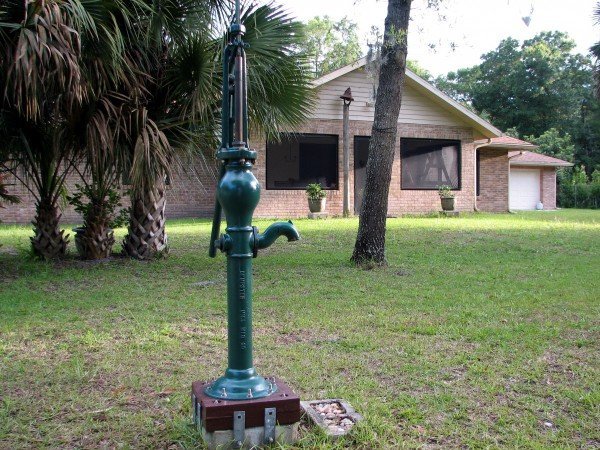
[510,168,541,210]
[507,150,573,211]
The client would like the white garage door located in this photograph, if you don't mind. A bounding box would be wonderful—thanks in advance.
[510,168,541,210]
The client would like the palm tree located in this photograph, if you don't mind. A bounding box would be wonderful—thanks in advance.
[65,5,144,259]
[120,1,314,259]
[1,0,312,260]
[0,0,89,258]
[0,0,135,259]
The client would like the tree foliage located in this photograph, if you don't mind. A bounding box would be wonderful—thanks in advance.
[435,31,600,173]
[436,32,591,137]
[592,2,600,99]
[525,128,575,162]
[406,60,432,81]
[299,15,362,77]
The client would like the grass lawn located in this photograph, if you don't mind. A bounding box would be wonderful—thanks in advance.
[0,210,599,449]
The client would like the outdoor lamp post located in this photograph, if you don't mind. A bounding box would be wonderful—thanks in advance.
[191,2,302,447]
[340,87,354,217]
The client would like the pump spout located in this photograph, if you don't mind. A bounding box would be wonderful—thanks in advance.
[257,220,300,250]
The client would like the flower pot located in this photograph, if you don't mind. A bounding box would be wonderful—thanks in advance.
[308,197,326,213]
[440,197,455,211]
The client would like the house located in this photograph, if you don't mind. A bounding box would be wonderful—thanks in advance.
[249,57,570,216]
[0,58,572,223]
[474,136,573,211]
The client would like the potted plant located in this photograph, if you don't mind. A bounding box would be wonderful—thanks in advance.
[306,183,327,213]
[438,185,456,211]
[68,184,130,259]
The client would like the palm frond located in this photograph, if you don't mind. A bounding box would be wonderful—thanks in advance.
[128,107,172,194]
[165,34,221,124]
[1,0,87,120]
[241,3,314,138]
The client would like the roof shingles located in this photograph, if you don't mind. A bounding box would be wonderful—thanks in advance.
[508,151,573,167]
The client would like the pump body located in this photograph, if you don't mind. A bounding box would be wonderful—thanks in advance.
[204,14,299,401]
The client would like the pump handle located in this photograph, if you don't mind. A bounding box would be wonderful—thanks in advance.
[209,163,226,257]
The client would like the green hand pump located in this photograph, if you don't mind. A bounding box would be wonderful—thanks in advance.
[206,0,300,401]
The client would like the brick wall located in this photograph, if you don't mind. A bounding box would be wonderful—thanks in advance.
[254,119,476,217]
[477,148,509,212]
[0,157,219,224]
[2,119,485,223]
[165,156,219,218]
[1,167,87,224]
[540,168,557,210]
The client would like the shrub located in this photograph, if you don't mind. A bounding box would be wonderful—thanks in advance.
[305,183,326,200]
[592,168,600,185]
[438,185,455,198]
[67,184,130,229]
[558,183,600,209]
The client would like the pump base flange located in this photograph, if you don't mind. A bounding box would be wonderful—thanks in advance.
[192,378,301,433]
[204,368,276,400]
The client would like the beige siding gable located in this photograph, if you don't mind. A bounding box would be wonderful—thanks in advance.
[313,68,468,127]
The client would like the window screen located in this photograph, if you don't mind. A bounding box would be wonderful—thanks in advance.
[401,138,461,189]
[266,134,338,190]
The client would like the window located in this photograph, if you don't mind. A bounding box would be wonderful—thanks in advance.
[266,133,338,190]
[401,138,461,189]
[354,136,371,215]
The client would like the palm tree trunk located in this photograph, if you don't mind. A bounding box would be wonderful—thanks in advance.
[122,183,168,260]
[77,221,115,260]
[351,0,411,266]
[30,198,69,259]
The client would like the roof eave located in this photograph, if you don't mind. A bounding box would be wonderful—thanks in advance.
[403,71,502,138]
[487,144,539,150]
[312,57,367,88]
[510,161,574,167]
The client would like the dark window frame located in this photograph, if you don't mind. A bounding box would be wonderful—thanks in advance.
[476,150,481,196]
[353,135,371,170]
[400,137,462,191]
[265,133,340,191]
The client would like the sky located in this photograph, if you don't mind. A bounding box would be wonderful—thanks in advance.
[273,0,598,76]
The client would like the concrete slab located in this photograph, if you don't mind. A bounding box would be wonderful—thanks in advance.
[201,422,299,449]
[307,212,329,219]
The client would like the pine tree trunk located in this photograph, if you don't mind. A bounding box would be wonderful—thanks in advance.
[31,199,69,259]
[122,183,168,260]
[351,0,412,266]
